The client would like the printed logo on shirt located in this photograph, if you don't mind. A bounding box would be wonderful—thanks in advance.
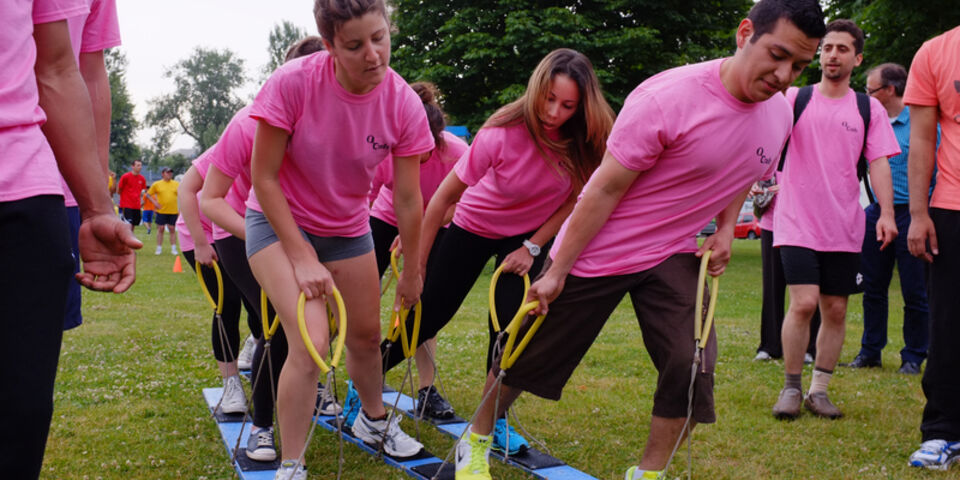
[366,135,391,151]
[841,121,859,133]
[856,273,863,285]
[755,147,774,165]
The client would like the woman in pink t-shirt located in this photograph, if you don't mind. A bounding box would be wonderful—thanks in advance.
[369,82,468,419]
[380,48,615,453]
[244,1,434,474]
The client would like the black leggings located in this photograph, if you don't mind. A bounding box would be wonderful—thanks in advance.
[183,247,258,363]
[216,235,284,429]
[371,215,447,279]
[381,223,550,374]
[758,229,820,357]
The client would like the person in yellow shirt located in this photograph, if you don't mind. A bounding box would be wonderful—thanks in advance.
[146,167,180,255]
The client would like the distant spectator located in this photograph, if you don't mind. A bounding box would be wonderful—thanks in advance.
[146,167,180,255]
[117,159,147,231]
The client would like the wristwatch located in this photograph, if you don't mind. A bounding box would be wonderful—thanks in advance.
[522,239,541,257]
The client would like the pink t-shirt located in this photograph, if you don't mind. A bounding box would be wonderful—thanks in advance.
[558,58,788,277]
[0,0,88,203]
[246,51,435,237]
[773,86,900,252]
[60,0,121,207]
[177,151,215,252]
[903,26,960,211]
[370,131,468,226]
[208,105,257,240]
[452,123,573,239]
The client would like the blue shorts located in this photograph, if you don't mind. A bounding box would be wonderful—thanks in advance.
[141,210,154,224]
[244,208,373,262]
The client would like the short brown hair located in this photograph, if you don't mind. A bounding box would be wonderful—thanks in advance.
[825,19,864,54]
[313,0,388,46]
[284,36,325,62]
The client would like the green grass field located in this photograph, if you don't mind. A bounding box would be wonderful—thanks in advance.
[44,233,935,479]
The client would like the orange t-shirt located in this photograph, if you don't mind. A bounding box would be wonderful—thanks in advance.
[141,191,155,211]
[903,26,960,210]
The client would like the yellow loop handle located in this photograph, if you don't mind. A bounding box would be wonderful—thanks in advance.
[380,247,401,296]
[196,261,224,315]
[499,300,546,370]
[383,249,421,358]
[260,290,281,340]
[695,250,720,350]
[488,264,531,332]
[297,288,347,374]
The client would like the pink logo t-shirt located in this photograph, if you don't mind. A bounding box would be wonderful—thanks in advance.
[773,86,900,252]
[208,105,257,241]
[452,123,574,239]
[370,131,468,227]
[176,150,215,252]
[0,0,88,203]
[558,58,788,277]
[246,51,435,237]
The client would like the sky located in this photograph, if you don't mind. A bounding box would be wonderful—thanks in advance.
[116,1,318,151]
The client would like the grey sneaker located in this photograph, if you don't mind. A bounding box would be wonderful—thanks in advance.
[804,391,843,419]
[316,382,342,416]
[246,427,277,462]
[237,334,256,370]
[220,375,247,414]
[772,387,802,419]
[273,460,307,480]
[351,410,423,458]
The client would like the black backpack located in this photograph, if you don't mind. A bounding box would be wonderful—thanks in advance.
[777,85,875,204]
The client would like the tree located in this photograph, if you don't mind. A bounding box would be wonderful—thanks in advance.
[263,20,309,78]
[145,47,247,153]
[390,0,752,131]
[801,1,960,88]
[105,48,140,173]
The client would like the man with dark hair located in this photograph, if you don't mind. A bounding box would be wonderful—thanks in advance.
[772,19,900,420]
[453,1,826,479]
[904,24,960,471]
[117,159,147,232]
[845,62,934,375]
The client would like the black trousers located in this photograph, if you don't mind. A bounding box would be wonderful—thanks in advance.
[216,235,283,429]
[758,228,820,357]
[381,223,550,374]
[0,196,73,479]
[920,208,960,442]
[182,247,255,363]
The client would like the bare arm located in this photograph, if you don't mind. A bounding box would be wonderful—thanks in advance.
[78,50,110,177]
[201,164,246,240]
[500,188,578,276]
[178,166,216,265]
[391,154,423,309]
[907,105,939,262]
[867,156,898,250]
[419,170,468,274]
[34,20,140,292]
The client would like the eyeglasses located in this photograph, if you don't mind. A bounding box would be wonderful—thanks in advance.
[865,85,886,95]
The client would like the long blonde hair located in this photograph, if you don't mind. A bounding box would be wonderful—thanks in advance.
[484,48,615,186]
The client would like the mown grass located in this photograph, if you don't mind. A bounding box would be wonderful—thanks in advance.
[44,233,935,479]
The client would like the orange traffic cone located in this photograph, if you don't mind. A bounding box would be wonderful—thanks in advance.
[172,255,183,273]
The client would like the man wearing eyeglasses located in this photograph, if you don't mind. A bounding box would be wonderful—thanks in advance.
[846,63,937,376]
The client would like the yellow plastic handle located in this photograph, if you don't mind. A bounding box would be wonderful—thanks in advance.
[499,300,546,370]
[196,261,224,315]
[488,264,531,333]
[260,290,281,340]
[297,288,347,374]
[383,248,421,358]
[695,251,720,350]
[380,247,401,296]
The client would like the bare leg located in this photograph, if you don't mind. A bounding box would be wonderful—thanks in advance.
[156,224,165,249]
[782,284,820,375]
[416,338,437,390]
[169,225,178,250]
[217,360,239,378]
[814,294,848,370]
[470,370,522,436]
[637,416,697,471]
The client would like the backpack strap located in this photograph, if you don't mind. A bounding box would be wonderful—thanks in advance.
[855,92,875,204]
[777,85,814,172]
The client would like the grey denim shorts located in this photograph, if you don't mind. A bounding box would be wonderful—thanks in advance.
[245,208,374,262]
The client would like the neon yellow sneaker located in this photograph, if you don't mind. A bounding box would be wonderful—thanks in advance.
[625,466,662,479]
[455,431,491,480]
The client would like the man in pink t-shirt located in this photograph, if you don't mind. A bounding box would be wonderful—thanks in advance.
[771,20,900,421]
[1,1,139,477]
[903,25,960,470]
[461,2,825,479]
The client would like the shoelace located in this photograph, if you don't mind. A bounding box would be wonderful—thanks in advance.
[469,438,488,473]
[256,429,273,447]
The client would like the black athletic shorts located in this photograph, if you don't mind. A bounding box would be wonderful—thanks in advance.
[155,213,177,226]
[779,246,863,296]
[121,207,141,226]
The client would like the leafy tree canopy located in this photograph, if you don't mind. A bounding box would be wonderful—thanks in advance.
[105,48,140,174]
[263,20,309,79]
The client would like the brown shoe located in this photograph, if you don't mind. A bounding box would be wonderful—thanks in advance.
[804,391,843,419]
[772,388,802,419]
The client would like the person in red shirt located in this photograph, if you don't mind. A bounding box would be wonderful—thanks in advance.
[116,159,147,231]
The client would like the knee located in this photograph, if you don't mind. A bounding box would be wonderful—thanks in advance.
[346,322,381,352]
[788,296,819,318]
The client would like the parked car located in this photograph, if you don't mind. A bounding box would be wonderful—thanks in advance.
[734,213,761,239]
[698,219,717,237]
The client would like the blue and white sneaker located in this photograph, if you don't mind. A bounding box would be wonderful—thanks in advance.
[491,417,528,455]
[909,439,960,470]
[341,380,361,429]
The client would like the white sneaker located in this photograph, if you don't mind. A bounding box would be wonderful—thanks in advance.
[351,410,423,458]
[273,460,307,480]
[155,246,163,255]
[754,350,772,361]
[804,353,815,364]
[237,334,256,370]
[171,245,178,255]
[220,375,247,414]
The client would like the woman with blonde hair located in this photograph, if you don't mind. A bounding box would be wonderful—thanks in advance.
[378,47,615,454]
